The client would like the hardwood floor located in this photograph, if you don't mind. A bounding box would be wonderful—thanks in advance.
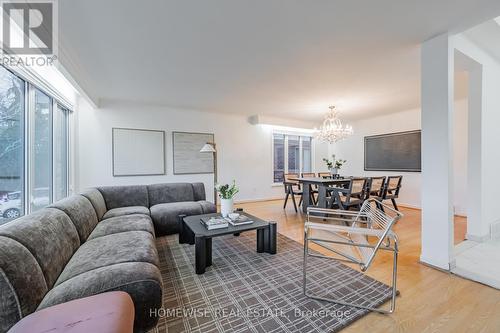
[234,199,500,333]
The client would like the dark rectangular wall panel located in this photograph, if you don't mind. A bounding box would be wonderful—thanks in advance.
[364,130,421,172]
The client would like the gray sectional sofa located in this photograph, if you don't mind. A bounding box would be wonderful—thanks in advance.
[0,182,216,333]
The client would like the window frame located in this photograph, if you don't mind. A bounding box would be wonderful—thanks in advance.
[0,65,73,220]
[271,130,315,185]
[52,102,71,201]
[28,86,54,213]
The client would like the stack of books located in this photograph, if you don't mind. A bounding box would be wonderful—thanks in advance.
[227,215,253,226]
[200,217,229,230]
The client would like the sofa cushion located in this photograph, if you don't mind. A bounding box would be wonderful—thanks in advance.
[0,236,48,333]
[98,185,149,210]
[49,195,99,243]
[88,214,155,240]
[192,182,207,201]
[102,206,150,220]
[0,208,80,289]
[55,231,158,286]
[80,188,107,221]
[150,201,203,235]
[147,183,195,206]
[198,200,217,214]
[38,262,162,333]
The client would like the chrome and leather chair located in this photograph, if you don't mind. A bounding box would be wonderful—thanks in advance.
[303,199,403,313]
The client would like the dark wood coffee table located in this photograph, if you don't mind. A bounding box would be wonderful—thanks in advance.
[178,212,277,274]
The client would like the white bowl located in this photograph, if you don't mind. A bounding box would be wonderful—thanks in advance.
[228,213,240,220]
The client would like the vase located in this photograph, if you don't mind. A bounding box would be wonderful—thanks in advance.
[220,198,234,217]
[330,168,338,177]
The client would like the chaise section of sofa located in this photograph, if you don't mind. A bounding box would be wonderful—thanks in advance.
[147,182,216,235]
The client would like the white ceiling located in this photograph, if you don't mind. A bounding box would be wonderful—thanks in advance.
[463,18,500,63]
[58,1,500,122]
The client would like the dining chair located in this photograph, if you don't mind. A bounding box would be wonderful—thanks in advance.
[301,172,316,178]
[328,177,368,210]
[301,172,318,205]
[318,172,332,179]
[283,173,303,213]
[378,176,403,211]
[304,199,403,313]
[365,176,386,200]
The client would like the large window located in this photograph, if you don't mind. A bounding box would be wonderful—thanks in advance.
[273,133,313,183]
[0,67,25,221]
[0,66,71,224]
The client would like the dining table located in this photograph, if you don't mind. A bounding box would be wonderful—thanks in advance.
[289,177,350,213]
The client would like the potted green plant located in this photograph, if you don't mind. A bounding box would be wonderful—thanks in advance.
[322,155,347,176]
[215,180,239,217]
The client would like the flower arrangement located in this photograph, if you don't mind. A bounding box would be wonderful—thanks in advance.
[215,180,239,199]
[322,155,347,170]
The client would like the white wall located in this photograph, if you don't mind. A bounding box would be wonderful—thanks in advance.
[74,91,470,213]
[76,98,329,202]
[330,101,468,212]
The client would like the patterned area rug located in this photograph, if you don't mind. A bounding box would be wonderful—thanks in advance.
[150,232,393,333]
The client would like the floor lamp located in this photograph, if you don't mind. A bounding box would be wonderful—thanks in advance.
[200,142,218,207]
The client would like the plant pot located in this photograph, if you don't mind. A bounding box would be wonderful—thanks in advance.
[220,198,234,217]
[330,168,338,176]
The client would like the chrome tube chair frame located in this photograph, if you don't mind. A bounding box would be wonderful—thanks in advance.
[303,199,403,314]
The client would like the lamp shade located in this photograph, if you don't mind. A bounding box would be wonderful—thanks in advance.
[200,143,216,153]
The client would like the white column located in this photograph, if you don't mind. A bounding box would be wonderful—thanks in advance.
[420,34,454,270]
[466,67,484,240]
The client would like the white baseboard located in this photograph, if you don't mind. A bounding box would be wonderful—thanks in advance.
[232,197,283,205]
[419,254,451,271]
[233,197,423,209]
[398,202,421,210]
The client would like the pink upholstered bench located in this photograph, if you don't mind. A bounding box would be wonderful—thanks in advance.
[8,292,134,333]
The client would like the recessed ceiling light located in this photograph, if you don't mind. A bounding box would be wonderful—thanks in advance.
[495,16,500,26]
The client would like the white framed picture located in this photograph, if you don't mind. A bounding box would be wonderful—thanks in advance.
[172,131,214,174]
[112,128,166,176]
